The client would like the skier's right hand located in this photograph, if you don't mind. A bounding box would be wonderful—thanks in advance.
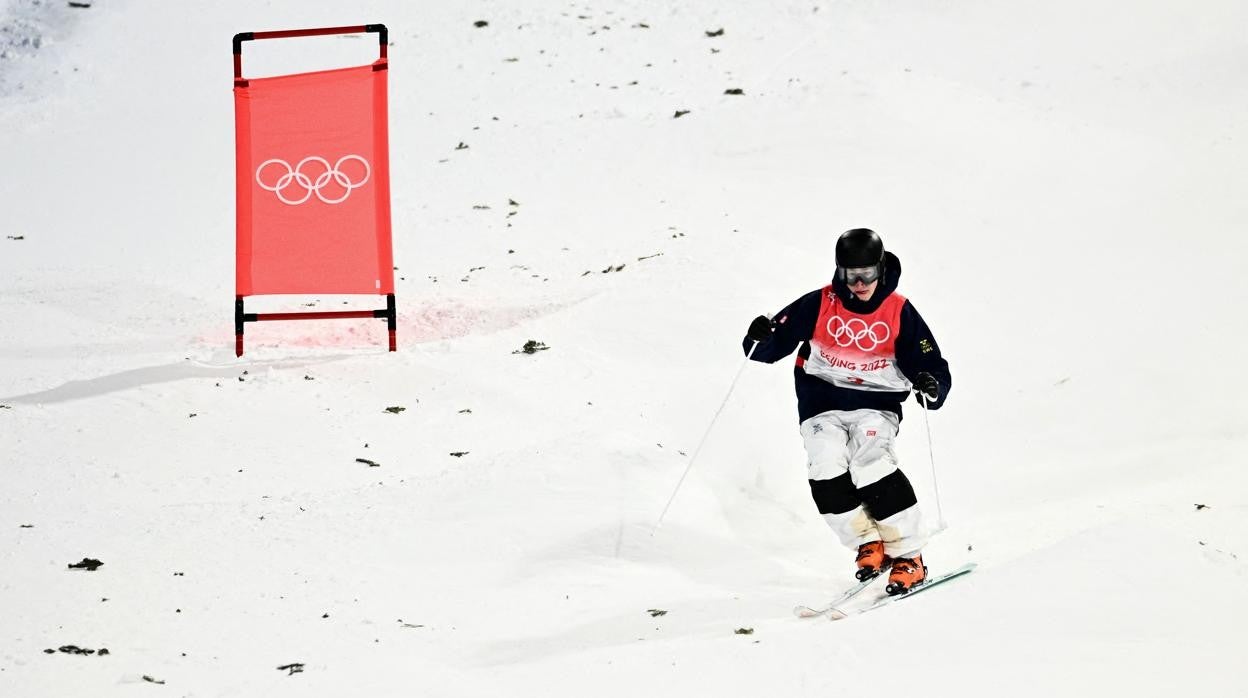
[746,315,775,342]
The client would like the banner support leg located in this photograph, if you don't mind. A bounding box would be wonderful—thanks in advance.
[235,296,245,357]
[386,293,397,352]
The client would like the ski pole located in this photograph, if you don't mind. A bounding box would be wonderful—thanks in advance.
[652,341,758,534]
[918,393,948,533]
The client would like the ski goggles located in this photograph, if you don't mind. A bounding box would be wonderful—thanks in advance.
[839,265,882,286]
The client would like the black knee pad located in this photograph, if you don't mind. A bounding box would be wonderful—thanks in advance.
[857,470,918,521]
[808,472,859,515]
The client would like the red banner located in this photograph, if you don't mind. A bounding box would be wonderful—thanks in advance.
[234,61,394,296]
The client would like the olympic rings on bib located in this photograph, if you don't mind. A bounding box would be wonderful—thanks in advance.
[826,316,891,351]
[255,155,371,206]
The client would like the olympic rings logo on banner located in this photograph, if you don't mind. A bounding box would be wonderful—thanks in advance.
[826,316,891,351]
[255,155,372,205]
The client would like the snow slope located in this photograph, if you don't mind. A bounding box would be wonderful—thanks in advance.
[2,1,1246,696]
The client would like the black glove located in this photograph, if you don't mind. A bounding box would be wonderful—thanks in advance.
[746,315,775,342]
[913,372,939,402]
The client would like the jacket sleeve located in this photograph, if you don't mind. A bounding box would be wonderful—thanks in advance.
[894,300,952,409]
[742,289,821,363]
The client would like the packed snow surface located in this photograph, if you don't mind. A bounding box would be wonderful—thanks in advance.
[2,1,1246,696]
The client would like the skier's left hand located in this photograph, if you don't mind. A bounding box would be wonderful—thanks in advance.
[913,372,939,402]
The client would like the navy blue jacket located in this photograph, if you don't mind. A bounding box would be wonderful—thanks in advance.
[742,252,951,423]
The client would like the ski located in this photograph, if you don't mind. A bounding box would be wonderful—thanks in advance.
[793,573,884,618]
[826,562,977,621]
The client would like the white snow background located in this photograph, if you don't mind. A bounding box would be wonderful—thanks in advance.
[2,1,1246,696]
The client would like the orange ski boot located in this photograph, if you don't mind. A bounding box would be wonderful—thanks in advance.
[854,541,890,581]
[885,554,927,595]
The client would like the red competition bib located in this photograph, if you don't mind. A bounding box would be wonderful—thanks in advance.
[797,286,912,392]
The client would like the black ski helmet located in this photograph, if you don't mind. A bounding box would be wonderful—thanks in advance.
[835,228,884,268]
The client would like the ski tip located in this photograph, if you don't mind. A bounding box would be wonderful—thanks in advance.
[794,605,821,618]
[826,608,848,621]
[945,562,978,577]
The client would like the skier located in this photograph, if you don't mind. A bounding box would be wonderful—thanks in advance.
[743,228,951,595]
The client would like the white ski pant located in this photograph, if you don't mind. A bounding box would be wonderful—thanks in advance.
[800,409,927,558]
